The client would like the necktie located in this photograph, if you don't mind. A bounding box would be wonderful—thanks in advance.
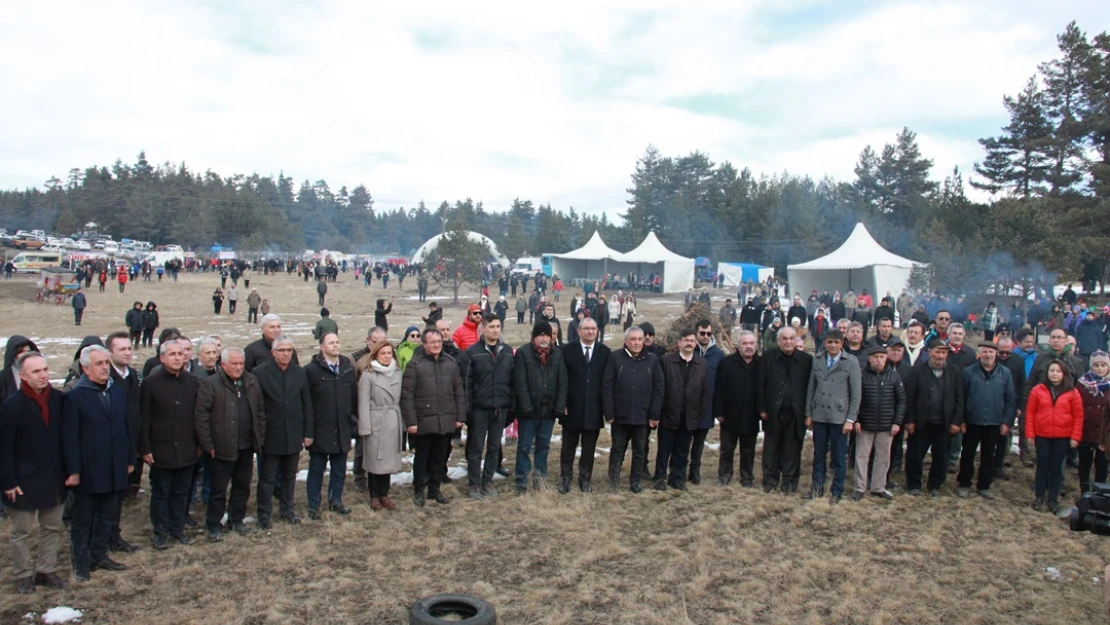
[330,363,339,376]
[585,346,591,363]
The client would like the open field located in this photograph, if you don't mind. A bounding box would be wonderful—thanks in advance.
[0,271,1108,624]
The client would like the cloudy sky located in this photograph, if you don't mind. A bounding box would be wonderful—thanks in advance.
[1,1,1106,219]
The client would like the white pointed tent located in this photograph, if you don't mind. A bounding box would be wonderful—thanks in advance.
[787,223,923,300]
[611,232,695,294]
[549,231,622,282]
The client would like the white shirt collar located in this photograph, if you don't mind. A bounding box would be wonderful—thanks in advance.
[112,364,129,379]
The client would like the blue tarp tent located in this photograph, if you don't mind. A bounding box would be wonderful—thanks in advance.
[717,262,774,287]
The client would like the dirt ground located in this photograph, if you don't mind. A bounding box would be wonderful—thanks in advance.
[0,270,1108,624]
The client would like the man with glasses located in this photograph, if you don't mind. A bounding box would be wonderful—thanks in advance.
[688,319,723,485]
[402,329,466,506]
[452,305,483,351]
[992,336,1026,479]
[245,315,299,373]
[924,310,952,344]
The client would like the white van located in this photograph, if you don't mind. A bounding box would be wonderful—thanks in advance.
[10,251,63,272]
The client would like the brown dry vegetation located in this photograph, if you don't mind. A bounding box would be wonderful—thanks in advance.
[0,271,1108,624]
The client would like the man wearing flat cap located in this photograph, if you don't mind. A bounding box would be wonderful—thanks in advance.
[956,342,1015,500]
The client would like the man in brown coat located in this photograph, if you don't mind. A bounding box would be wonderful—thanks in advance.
[194,347,265,543]
[139,340,200,550]
[401,328,465,507]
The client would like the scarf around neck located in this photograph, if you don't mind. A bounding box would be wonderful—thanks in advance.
[1079,372,1110,398]
[370,360,397,374]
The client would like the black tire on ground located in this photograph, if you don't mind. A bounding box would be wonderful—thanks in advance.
[409,594,497,625]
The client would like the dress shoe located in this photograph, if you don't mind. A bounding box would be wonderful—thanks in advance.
[152,533,169,551]
[872,490,894,501]
[762,484,775,494]
[207,529,223,543]
[412,492,426,507]
[468,486,484,500]
[231,522,257,535]
[908,488,922,496]
[741,480,755,488]
[929,489,941,497]
[514,485,527,496]
[1032,498,1044,511]
[16,577,35,594]
[495,466,510,477]
[257,517,273,530]
[35,572,67,589]
[432,492,449,505]
[370,498,383,512]
[830,494,842,504]
[580,482,593,494]
[481,484,499,498]
[688,472,702,486]
[850,491,865,502]
[957,488,970,498]
[630,483,643,494]
[717,476,731,487]
[979,489,996,500]
[379,496,396,510]
[308,508,323,521]
[807,487,825,500]
[353,480,368,493]
[73,570,90,583]
[109,538,141,553]
[1047,500,1060,514]
[558,479,571,495]
[329,502,351,515]
[280,512,301,525]
[170,533,193,546]
[183,514,198,527]
[652,480,667,492]
[91,558,128,572]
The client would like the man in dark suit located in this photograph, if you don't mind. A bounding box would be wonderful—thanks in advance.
[105,331,142,552]
[559,317,610,493]
[62,345,135,581]
[0,352,69,593]
[757,326,813,494]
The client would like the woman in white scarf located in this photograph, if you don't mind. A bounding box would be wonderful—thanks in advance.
[358,340,404,511]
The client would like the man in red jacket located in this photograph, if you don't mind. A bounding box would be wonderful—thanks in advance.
[451,304,482,351]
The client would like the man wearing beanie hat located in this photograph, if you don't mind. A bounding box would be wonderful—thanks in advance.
[452,305,483,351]
[512,321,567,494]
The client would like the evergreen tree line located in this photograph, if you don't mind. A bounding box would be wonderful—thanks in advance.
[0,22,1105,294]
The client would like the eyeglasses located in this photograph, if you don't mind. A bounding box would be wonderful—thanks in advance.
[937,316,950,320]
[999,351,1012,355]
[698,331,713,336]
[408,333,420,338]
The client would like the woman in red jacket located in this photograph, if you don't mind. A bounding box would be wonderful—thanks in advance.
[1026,360,1085,513]
[1078,352,1110,494]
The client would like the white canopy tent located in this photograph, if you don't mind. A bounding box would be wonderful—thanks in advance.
[410,231,509,267]
[549,231,622,282]
[612,232,695,294]
[787,223,923,301]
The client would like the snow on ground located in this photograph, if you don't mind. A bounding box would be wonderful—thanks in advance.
[41,607,83,624]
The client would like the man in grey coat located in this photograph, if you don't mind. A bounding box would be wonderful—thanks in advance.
[804,330,861,502]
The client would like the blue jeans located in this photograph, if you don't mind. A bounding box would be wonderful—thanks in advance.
[306,451,348,511]
[515,419,555,486]
[812,422,848,496]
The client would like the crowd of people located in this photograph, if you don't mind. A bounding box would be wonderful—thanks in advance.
[2,265,1110,597]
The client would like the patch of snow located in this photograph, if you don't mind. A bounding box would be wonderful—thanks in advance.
[42,607,83,624]
[705,443,720,451]
[243,516,256,524]
[1045,567,1062,581]
[23,614,36,622]
[295,469,309,482]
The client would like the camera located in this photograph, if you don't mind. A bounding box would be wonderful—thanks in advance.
[1069,483,1110,535]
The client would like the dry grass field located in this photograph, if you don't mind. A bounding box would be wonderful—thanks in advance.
[0,269,1108,624]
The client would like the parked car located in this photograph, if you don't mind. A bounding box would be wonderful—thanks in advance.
[12,235,46,250]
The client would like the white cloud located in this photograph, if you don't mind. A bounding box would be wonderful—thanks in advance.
[0,0,1106,220]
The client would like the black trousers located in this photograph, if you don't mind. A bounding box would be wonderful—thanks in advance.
[719,430,758,485]
[466,410,505,487]
[762,411,802,491]
[560,425,600,486]
[654,426,693,488]
[369,474,392,499]
[140,328,155,348]
[608,423,647,488]
[70,490,121,573]
[247,308,258,323]
[639,425,656,480]
[688,428,709,479]
[1078,442,1108,493]
[149,464,194,537]
[905,423,950,491]
[413,433,449,495]
[353,438,366,484]
[957,424,999,491]
[207,448,253,530]
[257,452,299,521]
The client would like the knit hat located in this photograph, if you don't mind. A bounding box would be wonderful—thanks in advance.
[532,321,553,339]
[639,321,656,336]
[404,326,420,339]
[1091,351,1110,368]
